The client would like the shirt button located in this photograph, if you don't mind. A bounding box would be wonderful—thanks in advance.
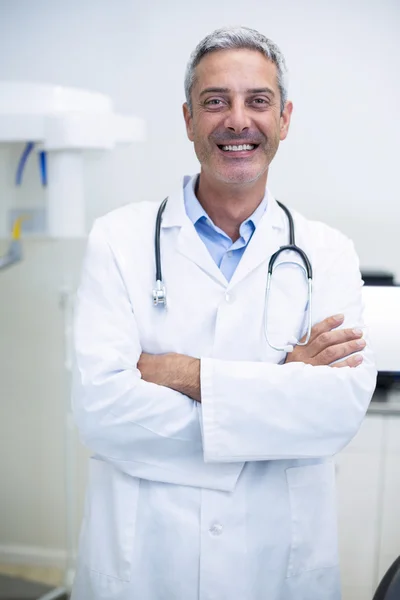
[209,523,223,536]
[227,251,233,258]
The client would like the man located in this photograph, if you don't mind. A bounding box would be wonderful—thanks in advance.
[71,26,376,600]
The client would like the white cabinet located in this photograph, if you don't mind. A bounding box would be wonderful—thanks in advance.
[336,414,400,600]
[377,418,400,583]
[336,416,384,600]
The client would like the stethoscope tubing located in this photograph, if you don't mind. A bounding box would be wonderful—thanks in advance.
[153,196,313,352]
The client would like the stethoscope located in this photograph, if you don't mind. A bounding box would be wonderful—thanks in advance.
[152,196,313,354]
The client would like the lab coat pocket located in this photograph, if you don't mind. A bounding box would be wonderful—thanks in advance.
[285,461,338,578]
[84,457,140,582]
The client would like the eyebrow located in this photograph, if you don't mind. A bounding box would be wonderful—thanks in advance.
[199,86,275,97]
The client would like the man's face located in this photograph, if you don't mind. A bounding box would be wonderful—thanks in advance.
[183,48,292,186]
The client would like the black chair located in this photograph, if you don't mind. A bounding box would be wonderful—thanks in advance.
[372,555,400,600]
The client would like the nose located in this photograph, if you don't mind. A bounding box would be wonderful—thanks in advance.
[224,99,251,134]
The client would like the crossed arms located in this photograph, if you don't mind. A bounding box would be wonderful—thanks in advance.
[137,313,366,402]
[72,219,376,490]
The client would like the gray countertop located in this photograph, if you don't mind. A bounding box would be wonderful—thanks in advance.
[368,388,400,416]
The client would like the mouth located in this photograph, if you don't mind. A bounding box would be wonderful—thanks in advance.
[217,143,260,158]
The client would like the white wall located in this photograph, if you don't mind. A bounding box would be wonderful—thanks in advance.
[0,0,399,570]
[0,0,399,272]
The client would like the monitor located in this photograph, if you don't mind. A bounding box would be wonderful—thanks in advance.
[362,285,400,373]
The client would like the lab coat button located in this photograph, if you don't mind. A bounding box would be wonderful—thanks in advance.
[209,523,223,536]
[225,293,232,303]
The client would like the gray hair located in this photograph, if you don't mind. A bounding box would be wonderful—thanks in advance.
[184,26,288,115]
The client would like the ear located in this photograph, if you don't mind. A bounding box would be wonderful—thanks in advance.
[183,103,194,142]
[279,101,293,141]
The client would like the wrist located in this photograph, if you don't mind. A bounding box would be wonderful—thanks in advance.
[169,353,201,401]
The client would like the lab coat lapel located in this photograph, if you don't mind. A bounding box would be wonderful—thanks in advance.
[227,193,286,290]
[161,185,228,287]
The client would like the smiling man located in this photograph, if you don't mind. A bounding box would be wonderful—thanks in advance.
[185,47,287,182]
[182,44,291,243]
[71,27,376,600]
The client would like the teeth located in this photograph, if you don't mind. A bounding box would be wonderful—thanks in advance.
[221,144,255,152]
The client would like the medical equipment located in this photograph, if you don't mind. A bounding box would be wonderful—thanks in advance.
[0,81,145,600]
[0,217,24,270]
[264,201,313,353]
[362,285,400,387]
[152,197,313,354]
[0,81,145,237]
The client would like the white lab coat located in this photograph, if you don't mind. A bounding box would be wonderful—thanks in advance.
[71,178,376,600]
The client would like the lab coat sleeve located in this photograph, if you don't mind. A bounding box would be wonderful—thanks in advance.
[200,235,377,462]
[72,219,243,491]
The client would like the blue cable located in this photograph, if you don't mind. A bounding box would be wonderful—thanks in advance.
[38,150,47,186]
[15,141,35,186]
[15,142,47,187]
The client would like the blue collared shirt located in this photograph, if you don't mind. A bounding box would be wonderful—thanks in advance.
[183,175,268,282]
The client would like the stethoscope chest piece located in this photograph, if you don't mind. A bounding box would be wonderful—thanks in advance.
[153,280,167,307]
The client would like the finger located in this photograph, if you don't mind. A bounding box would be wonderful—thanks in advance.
[331,354,364,368]
[311,327,364,357]
[316,338,366,365]
[299,314,345,344]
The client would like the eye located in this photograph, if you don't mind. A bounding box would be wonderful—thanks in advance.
[203,98,226,108]
[251,97,270,106]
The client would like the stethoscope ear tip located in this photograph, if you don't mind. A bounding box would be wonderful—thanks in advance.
[284,344,294,353]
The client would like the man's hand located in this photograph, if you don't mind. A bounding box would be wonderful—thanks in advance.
[285,314,366,368]
[138,314,364,398]
[137,352,201,402]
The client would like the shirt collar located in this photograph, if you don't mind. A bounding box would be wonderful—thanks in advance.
[184,174,268,232]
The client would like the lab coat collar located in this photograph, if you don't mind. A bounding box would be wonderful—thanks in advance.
[160,175,286,289]
[160,178,226,285]
[159,179,188,228]
[227,188,286,290]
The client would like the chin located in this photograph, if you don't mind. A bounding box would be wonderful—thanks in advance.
[214,165,266,185]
